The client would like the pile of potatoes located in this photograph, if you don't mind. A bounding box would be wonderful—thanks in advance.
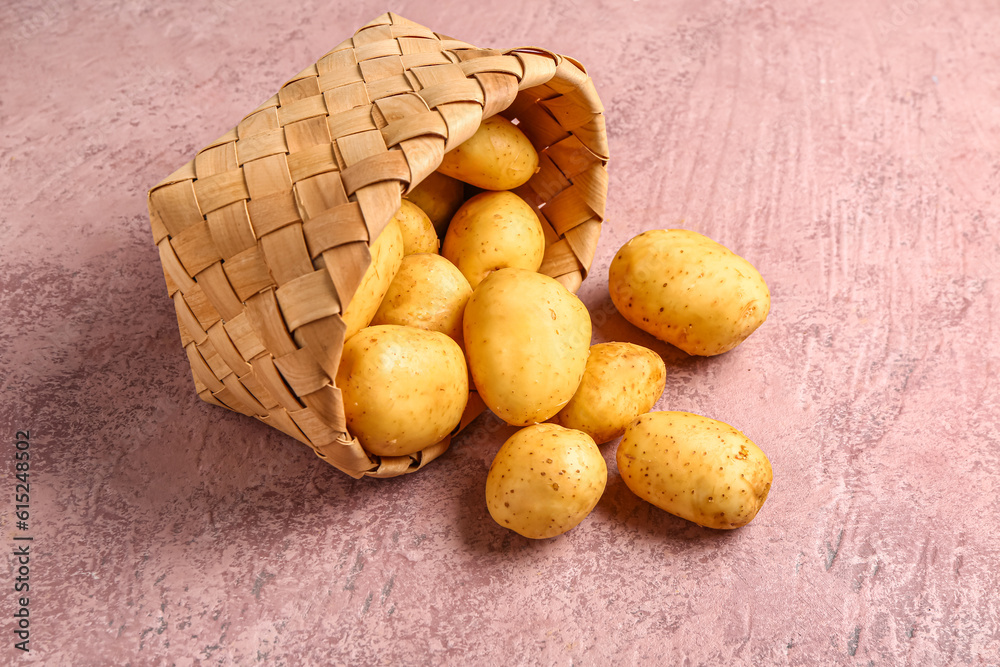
[336,115,774,538]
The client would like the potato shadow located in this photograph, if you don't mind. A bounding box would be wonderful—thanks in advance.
[443,296,747,556]
[448,411,614,558]
[592,447,745,552]
[446,409,746,558]
[446,411,530,553]
[588,292,701,366]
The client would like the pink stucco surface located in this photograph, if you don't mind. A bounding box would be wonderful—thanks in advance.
[3,0,999,663]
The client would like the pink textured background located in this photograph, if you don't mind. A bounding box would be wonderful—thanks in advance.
[2,0,999,663]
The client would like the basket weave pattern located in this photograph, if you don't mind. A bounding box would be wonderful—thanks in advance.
[148,13,609,478]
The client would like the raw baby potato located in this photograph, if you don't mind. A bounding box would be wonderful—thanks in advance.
[371,253,473,344]
[336,325,468,457]
[404,171,465,234]
[438,115,539,191]
[486,424,607,539]
[552,342,666,444]
[464,268,591,427]
[608,229,770,356]
[442,191,545,289]
[616,411,772,529]
[393,200,439,255]
[341,219,404,341]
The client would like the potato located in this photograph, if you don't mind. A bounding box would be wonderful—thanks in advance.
[616,411,772,529]
[608,229,770,356]
[438,115,539,191]
[552,342,666,444]
[405,171,465,235]
[486,424,607,539]
[442,191,545,288]
[336,325,468,457]
[371,253,472,344]
[341,219,404,340]
[393,200,439,255]
[464,268,591,426]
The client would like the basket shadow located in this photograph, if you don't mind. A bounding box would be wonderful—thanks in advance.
[77,239,386,544]
[9,228,391,557]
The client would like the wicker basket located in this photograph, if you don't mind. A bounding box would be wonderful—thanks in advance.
[147,12,609,478]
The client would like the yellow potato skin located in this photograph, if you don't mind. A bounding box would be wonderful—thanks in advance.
[608,229,770,356]
[486,424,607,539]
[438,115,539,191]
[442,191,545,289]
[464,268,591,426]
[552,342,666,444]
[404,171,465,235]
[371,253,472,344]
[336,325,468,457]
[393,200,439,255]
[341,219,404,340]
[616,411,772,529]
